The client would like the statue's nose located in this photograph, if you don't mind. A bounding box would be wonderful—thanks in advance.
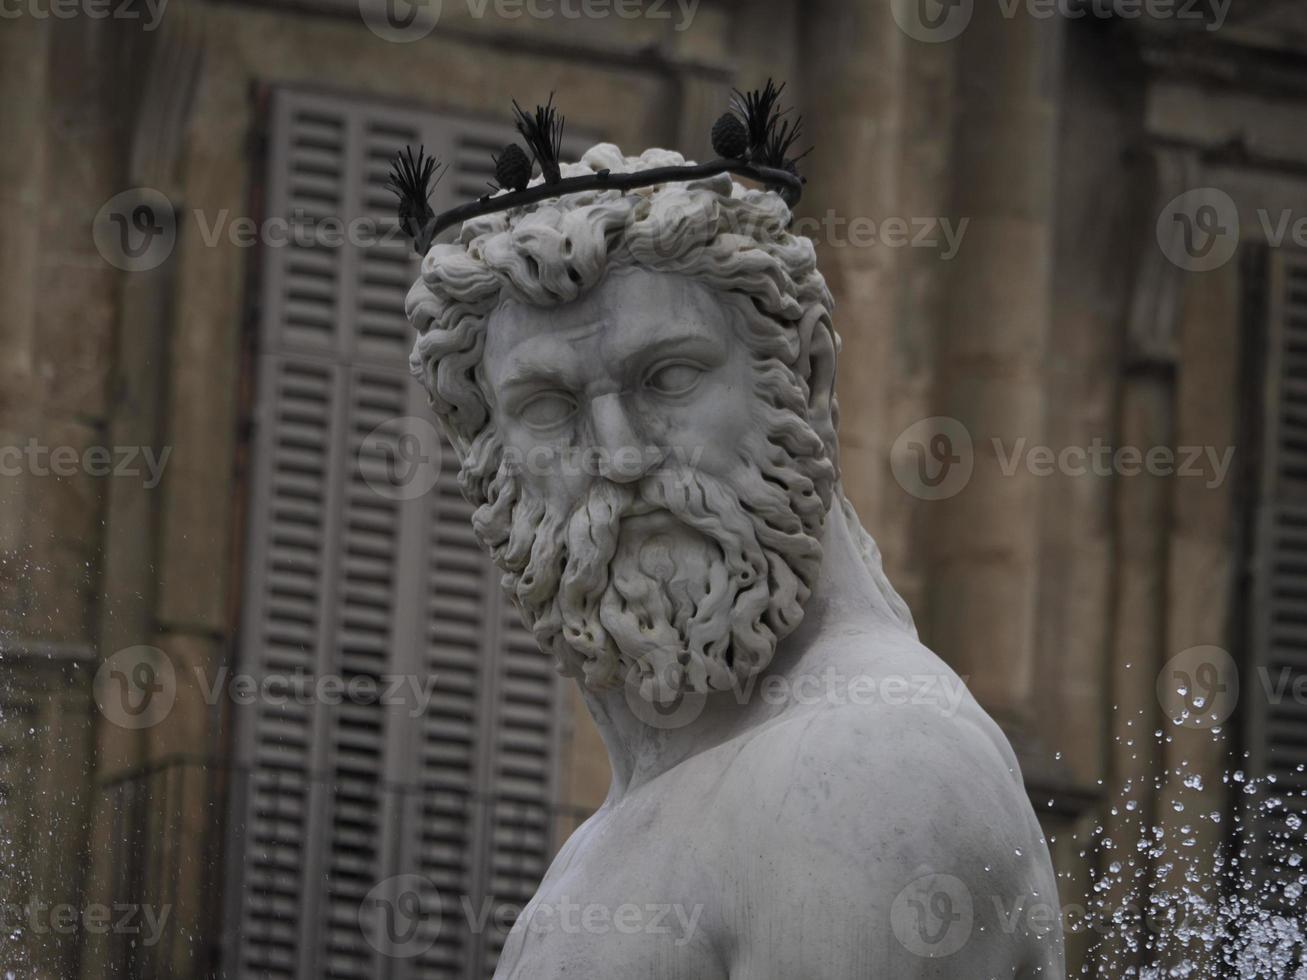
[588,393,650,484]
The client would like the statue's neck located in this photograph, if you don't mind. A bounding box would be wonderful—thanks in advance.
[577,496,897,801]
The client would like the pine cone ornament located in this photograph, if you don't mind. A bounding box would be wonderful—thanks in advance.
[494,143,533,192]
[711,112,749,159]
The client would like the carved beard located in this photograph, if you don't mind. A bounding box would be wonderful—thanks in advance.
[470,374,835,702]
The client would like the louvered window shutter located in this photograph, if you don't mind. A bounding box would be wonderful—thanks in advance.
[226,88,585,980]
[1244,247,1307,906]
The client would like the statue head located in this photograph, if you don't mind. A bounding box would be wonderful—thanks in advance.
[408,143,912,702]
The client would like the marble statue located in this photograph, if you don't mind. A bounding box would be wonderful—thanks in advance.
[405,142,1065,979]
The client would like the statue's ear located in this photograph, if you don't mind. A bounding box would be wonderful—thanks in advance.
[801,310,840,467]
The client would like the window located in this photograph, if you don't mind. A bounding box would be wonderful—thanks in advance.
[1241,245,1307,908]
[222,88,575,980]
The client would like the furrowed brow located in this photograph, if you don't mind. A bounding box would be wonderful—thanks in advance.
[499,362,577,392]
[613,332,725,377]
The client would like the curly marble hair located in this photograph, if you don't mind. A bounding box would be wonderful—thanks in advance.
[405,143,915,663]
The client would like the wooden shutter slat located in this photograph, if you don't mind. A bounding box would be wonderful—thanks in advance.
[1244,248,1307,915]
[228,89,578,980]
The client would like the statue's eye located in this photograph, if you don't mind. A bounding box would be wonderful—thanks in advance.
[645,362,703,396]
[519,391,576,429]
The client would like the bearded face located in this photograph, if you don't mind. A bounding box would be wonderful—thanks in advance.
[465,268,836,702]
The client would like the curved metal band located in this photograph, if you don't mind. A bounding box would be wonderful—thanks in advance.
[408,158,803,254]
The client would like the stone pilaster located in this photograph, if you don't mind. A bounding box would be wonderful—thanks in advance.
[928,5,1063,725]
[797,0,905,539]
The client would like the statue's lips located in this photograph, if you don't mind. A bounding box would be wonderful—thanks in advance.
[624,499,663,519]
[617,507,681,533]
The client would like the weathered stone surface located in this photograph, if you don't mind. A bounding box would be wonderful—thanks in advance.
[406,151,1064,977]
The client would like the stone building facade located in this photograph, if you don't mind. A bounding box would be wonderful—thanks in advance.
[1,0,1305,976]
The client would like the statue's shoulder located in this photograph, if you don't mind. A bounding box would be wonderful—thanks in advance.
[703,636,1064,976]
[745,619,1020,784]
[734,661,1028,828]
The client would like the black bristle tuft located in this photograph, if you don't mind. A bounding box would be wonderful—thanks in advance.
[729,78,811,176]
[730,78,787,161]
[512,94,565,185]
[763,116,812,173]
[387,145,444,253]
